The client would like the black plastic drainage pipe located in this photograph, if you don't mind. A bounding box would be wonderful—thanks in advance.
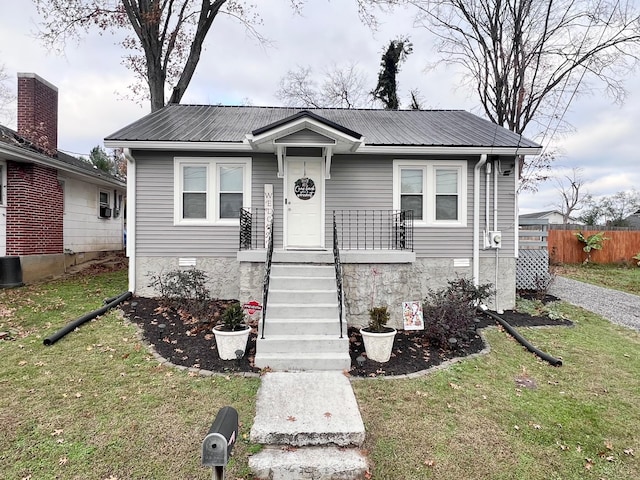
[481,307,563,367]
[43,291,132,346]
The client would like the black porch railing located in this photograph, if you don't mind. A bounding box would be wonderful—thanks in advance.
[240,208,414,251]
[240,207,270,250]
[332,210,414,251]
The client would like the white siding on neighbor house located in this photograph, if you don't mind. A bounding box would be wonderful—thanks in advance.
[61,175,125,253]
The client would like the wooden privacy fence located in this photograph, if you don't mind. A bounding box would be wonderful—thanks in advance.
[548,229,640,264]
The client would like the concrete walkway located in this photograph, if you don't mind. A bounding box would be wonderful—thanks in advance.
[249,371,368,479]
[549,276,640,331]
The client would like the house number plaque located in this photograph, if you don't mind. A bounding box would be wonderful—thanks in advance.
[294,177,316,200]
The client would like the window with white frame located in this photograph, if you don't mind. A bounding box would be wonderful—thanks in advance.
[393,160,467,226]
[0,162,5,205]
[99,190,112,218]
[174,158,251,225]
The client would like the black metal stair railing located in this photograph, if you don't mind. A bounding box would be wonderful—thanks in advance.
[260,218,274,339]
[332,213,344,339]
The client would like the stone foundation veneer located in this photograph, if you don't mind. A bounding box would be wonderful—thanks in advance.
[237,256,515,330]
[341,257,515,329]
[137,255,515,329]
[135,256,240,299]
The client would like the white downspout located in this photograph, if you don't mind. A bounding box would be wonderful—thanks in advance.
[123,148,136,294]
[473,154,488,286]
[494,159,502,313]
[485,162,491,234]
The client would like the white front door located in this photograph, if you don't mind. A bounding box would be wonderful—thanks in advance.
[285,157,324,249]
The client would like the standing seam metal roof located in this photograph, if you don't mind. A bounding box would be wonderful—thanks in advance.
[105,105,540,148]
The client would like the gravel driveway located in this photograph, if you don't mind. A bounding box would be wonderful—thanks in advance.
[548,276,640,332]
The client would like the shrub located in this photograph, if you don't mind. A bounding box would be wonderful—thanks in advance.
[147,268,211,320]
[366,306,391,333]
[633,252,640,267]
[218,303,247,331]
[422,278,493,348]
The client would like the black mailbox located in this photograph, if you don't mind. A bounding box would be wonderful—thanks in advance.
[202,406,239,470]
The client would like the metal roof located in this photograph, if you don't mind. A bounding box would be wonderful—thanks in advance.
[105,105,540,149]
[0,124,125,186]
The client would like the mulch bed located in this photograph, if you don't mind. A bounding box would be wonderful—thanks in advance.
[121,294,572,378]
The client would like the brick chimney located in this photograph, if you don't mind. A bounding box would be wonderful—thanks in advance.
[17,72,58,154]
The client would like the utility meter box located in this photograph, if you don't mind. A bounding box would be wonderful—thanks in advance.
[488,231,502,249]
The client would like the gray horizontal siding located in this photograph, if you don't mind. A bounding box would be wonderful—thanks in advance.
[133,150,517,258]
[134,151,257,257]
[251,154,282,249]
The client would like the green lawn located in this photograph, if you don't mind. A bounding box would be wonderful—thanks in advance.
[554,263,640,296]
[0,270,260,480]
[1,269,639,479]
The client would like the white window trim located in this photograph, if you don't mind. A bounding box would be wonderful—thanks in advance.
[393,159,467,227]
[0,160,6,206]
[99,189,112,219]
[174,157,252,226]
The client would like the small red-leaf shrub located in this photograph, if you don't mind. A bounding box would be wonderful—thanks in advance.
[422,278,493,348]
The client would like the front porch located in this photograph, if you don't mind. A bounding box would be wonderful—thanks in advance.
[239,208,417,370]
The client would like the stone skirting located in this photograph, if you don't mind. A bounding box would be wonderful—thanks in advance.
[136,254,516,329]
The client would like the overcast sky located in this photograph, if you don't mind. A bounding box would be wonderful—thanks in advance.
[1,0,638,214]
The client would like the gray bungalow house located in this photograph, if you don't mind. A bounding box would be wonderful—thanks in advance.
[105,106,541,370]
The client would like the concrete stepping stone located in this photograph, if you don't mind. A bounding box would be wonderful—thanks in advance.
[249,371,368,479]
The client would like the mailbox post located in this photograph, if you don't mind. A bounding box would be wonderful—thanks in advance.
[202,406,239,480]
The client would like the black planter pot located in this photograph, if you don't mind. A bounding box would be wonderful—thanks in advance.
[0,256,23,288]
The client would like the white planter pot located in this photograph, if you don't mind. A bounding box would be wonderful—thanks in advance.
[360,328,397,363]
[212,325,251,360]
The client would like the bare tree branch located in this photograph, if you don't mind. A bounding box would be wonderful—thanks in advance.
[32,0,276,111]
[276,63,373,109]
[360,0,640,189]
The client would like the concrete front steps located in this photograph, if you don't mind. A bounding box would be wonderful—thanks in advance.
[249,372,368,479]
[254,263,350,371]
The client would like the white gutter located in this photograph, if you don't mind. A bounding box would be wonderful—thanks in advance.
[473,154,488,286]
[104,140,542,157]
[123,148,136,294]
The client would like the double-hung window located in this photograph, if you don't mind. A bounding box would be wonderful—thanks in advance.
[393,160,467,226]
[175,158,251,225]
[99,190,112,218]
[0,162,5,206]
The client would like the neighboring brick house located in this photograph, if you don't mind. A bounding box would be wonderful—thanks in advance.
[0,73,126,283]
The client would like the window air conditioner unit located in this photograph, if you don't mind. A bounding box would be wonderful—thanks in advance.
[100,206,112,218]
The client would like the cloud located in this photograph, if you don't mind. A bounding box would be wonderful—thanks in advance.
[2,0,639,213]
